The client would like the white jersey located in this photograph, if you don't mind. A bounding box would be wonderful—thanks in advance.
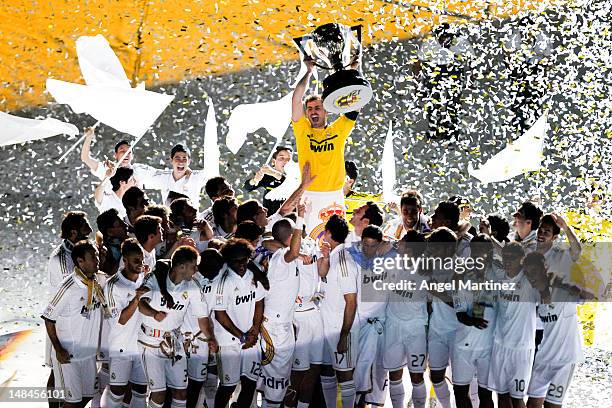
[139,270,208,346]
[48,240,74,288]
[105,271,145,357]
[429,266,459,335]
[182,272,215,335]
[295,260,319,312]
[535,286,583,365]
[319,244,360,326]
[95,188,127,219]
[494,270,540,349]
[385,259,429,324]
[147,169,208,207]
[42,272,104,360]
[356,261,387,322]
[510,230,537,254]
[212,268,266,345]
[382,214,430,240]
[266,247,300,323]
[543,246,573,280]
[92,161,157,188]
[118,244,156,273]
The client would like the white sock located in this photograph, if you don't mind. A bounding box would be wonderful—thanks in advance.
[469,377,479,407]
[130,391,147,408]
[102,388,124,408]
[170,398,187,408]
[297,401,310,408]
[339,380,356,408]
[204,374,218,407]
[433,380,452,408]
[411,381,427,408]
[389,379,405,408]
[148,401,164,408]
[93,367,110,408]
[320,375,338,408]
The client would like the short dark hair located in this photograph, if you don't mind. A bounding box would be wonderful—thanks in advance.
[144,204,170,219]
[71,240,97,265]
[237,200,262,224]
[134,215,162,245]
[122,186,145,209]
[213,197,238,225]
[400,230,426,256]
[272,219,293,243]
[221,238,254,263]
[121,238,143,258]
[170,198,192,221]
[170,144,191,159]
[61,211,88,239]
[166,191,189,206]
[539,214,560,236]
[114,140,130,153]
[401,190,424,208]
[272,146,292,160]
[363,202,384,227]
[235,221,265,242]
[110,167,134,192]
[96,208,121,237]
[435,201,460,230]
[205,176,230,200]
[199,248,224,279]
[487,214,510,242]
[523,251,546,268]
[325,214,349,243]
[362,225,383,242]
[345,160,358,181]
[502,241,526,258]
[427,227,457,243]
[514,201,544,231]
[171,245,200,267]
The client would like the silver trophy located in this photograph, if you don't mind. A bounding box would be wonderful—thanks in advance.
[294,23,372,114]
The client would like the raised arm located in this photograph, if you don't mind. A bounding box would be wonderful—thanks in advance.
[278,161,316,216]
[94,163,115,205]
[292,57,315,121]
[284,203,305,263]
[80,127,101,172]
[551,213,582,261]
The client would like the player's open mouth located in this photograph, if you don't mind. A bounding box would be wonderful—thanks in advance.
[177,166,185,172]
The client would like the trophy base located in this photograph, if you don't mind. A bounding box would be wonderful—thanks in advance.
[322,69,373,114]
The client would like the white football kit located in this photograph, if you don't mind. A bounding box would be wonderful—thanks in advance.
[212,267,266,386]
[95,188,127,219]
[42,272,105,403]
[147,169,208,207]
[139,270,209,392]
[91,160,157,189]
[487,270,540,398]
[105,271,147,386]
[428,265,459,371]
[319,244,360,372]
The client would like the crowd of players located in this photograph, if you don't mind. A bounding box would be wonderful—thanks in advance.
[42,132,594,408]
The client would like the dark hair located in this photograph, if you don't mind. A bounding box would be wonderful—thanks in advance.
[449,195,470,209]
[237,200,262,224]
[170,144,190,159]
[363,202,384,227]
[61,211,88,239]
[487,214,511,242]
[515,201,544,231]
[110,167,134,192]
[199,248,224,280]
[345,160,358,181]
[272,146,292,160]
[470,233,493,261]
[400,230,426,256]
[144,204,170,219]
[362,225,383,242]
[114,140,130,153]
[235,221,265,242]
[427,227,458,243]
[272,219,293,243]
[221,238,255,264]
[539,214,561,236]
[523,251,546,268]
[401,190,424,208]
[170,198,193,225]
[172,245,200,267]
[435,201,460,230]
[325,214,349,243]
[71,240,97,265]
[134,215,162,245]
[166,191,189,207]
[122,186,146,210]
[96,208,121,237]
[213,197,238,225]
[121,237,143,258]
[502,241,526,258]
[152,260,174,308]
[205,176,229,200]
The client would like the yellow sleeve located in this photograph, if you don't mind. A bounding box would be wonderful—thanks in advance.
[330,115,356,142]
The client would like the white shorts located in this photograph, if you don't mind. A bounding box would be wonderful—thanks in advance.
[355,318,384,393]
[293,308,325,371]
[45,335,53,367]
[52,355,97,403]
[527,361,575,404]
[259,322,295,403]
[383,318,427,373]
[109,354,147,386]
[428,330,455,371]
[98,320,110,362]
[185,336,210,382]
[487,342,534,398]
[139,341,188,392]
[323,322,358,372]
[217,342,260,386]
[451,347,491,386]
[303,189,345,240]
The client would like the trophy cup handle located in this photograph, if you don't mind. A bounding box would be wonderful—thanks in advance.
[293,35,333,70]
[350,25,363,43]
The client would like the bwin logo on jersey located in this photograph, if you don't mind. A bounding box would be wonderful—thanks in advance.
[236,291,256,305]
[80,299,102,315]
[363,273,386,284]
[540,313,559,323]
[160,297,184,310]
[203,285,212,294]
